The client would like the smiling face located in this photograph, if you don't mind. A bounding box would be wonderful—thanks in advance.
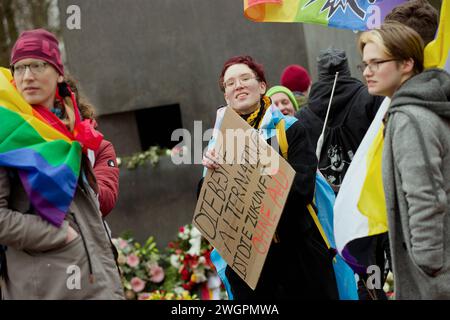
[361,40,415,99]
[13,58,63,110]
[223,63,266,115]
[270,92,296,116]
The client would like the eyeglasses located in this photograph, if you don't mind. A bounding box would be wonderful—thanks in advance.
[223,73,258,91]
[357,59,399,73]
[11,61,49,77]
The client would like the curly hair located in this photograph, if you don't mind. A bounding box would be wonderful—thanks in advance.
[384,0,438,45]
[64,74,96,120]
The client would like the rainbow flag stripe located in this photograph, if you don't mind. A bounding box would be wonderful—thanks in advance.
[244,0,407,30]
[0,68,81,227]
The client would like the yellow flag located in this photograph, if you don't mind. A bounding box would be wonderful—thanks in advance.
[357,126,388,236]
[0,67,33,115]
[424,0,450,71]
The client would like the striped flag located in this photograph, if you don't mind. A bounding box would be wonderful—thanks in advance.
[334,98,390,272]
[0,67,82,227]
[244,0,408,30]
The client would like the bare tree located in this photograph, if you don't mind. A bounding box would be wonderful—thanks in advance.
[0,0,58,67]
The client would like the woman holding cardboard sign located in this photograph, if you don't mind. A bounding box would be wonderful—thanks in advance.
[202,55,338,299]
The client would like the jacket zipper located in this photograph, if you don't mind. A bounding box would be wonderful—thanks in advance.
[70,212,95,284]
[102,219,122,277]
[79,182,122,277]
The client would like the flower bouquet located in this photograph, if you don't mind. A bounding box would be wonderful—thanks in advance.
[163,224,227,300]
[112,235,165,300]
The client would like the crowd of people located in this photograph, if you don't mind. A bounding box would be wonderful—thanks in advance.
[1,0,449,300]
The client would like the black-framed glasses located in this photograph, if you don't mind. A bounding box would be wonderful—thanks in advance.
[357,59,399,73]
[11,61,49,77]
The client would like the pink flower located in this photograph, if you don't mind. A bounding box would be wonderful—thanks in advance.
[149,265,165,283]
[130,277,146,293]
[179,226,185,233]
[118,239,129,250]
[127,254,140,268]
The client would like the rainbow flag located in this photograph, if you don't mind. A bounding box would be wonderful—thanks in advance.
[335,0,450,272]
[244,0,407,30]
[0,67,81,227]
[424,0,450,72]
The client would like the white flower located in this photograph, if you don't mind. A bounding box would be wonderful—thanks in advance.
[190,226,202,238]
[198,256,206,265]
[179,232,189,240]
[187,236,201,256]
[178,225,191,240]
[170,254,181,268]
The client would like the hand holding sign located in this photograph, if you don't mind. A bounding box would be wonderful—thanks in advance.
[193,107,295,290]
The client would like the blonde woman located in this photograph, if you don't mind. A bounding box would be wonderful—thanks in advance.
[359,22,450,299]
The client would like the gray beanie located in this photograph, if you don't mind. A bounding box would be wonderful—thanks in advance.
[317,47,351,79]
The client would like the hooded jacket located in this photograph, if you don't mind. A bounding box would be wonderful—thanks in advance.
[383,68,450,299]
[296,48,383,191]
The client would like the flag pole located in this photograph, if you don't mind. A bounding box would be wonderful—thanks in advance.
[316,71,339,160]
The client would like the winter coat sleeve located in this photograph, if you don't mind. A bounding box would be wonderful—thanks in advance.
[94,140,119,217]
[286,121,317,204]
[0,167,69,251]
[275,121,318,239]
[365,92,384,122]
[389,111,447,275]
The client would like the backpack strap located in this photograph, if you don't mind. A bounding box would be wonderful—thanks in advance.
[307,204,331,249]
[276,119,289,159]
[276,119,331,250]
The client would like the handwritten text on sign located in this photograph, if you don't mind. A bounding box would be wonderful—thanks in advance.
[193,107,295,289]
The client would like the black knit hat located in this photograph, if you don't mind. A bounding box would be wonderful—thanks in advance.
[317,47,351,79]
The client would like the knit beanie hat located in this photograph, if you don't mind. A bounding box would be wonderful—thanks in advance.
[266,85,300,111]
[10,28,64,76]
[280,64,311,93]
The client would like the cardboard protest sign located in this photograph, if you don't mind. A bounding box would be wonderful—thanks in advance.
[193,107,295,289]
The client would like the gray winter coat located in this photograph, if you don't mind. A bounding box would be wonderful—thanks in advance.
[0,164,125,300]
[383,69,450,299]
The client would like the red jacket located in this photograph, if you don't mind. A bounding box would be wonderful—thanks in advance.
[94,139,119,216]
